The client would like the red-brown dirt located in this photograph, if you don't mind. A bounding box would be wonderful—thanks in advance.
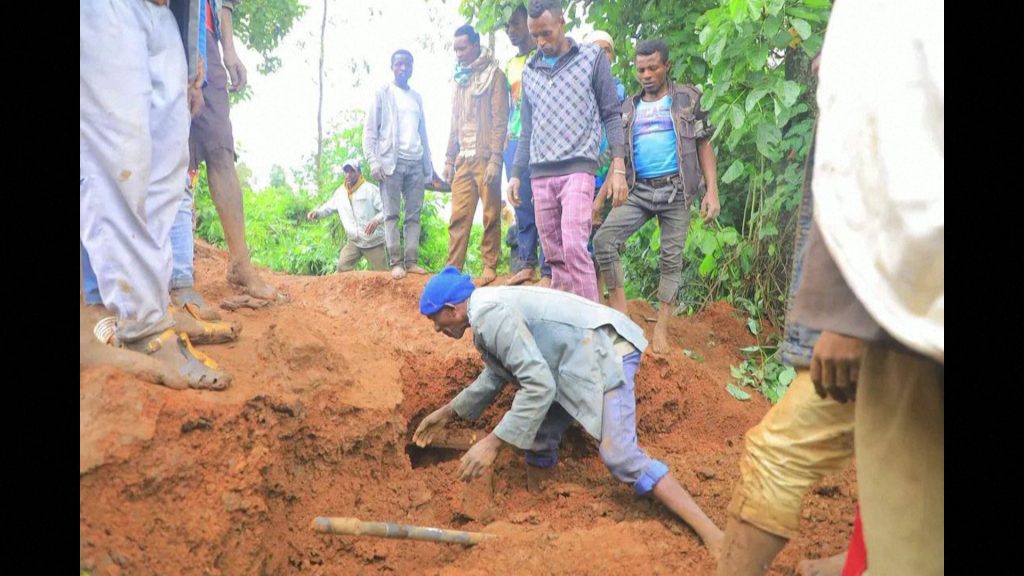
[80,241,856,575]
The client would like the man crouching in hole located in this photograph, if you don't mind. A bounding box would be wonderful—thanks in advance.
[413,266,724,556]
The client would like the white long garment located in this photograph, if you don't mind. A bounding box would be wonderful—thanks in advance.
[813,0,944,363]
[80,0,190,342]
[313,180,385,249]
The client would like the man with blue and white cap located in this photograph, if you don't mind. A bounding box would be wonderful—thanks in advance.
[414,266,724,556]
[307,159,387,271]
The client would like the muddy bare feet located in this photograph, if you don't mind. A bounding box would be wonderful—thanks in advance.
[797,552,847,576]
[535,276,552,288]
[704,530,725,561]
[407,265,428,275]
[220,294,271,311]
[228,261,277,300]
[170,286,221,320]
[506,268,536,286]
[391,265,407,280]
[476,267,497,287]
[652,320,672,355]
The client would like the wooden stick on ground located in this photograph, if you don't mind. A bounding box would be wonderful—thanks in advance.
[312,516,496,546]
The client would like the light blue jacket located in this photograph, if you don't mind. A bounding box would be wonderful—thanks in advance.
[363,83,435,179]
[451,287,648,449]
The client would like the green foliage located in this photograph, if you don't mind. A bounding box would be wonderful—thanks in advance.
[727,297,796,403]
[194,122,510,277]
[232,0,307,75]
[225,0,307,105]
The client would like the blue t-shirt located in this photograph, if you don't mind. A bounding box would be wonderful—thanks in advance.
[542,55,559,67]
[633,95,678,179]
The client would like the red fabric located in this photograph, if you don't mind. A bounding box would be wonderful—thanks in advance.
[842,504,868,576]
[205,0,215,33]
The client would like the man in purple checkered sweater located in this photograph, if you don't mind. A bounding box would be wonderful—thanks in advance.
[507,0,627,303]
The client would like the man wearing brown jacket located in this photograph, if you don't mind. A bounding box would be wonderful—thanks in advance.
[443,24,509,285]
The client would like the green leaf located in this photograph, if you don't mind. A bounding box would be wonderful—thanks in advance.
[719,227,741,246]
[802,34,824,57]
[758,222,780,239]
[699,253,717,277]
[698,25,713,47]
[788,6,824,21]
[700,234,720,255]
[729,0,748,22]
[778,366,797,386]
[729,104,746,132]
[802,0,832,8]
[779,80,802,107]
[774,30,796,48]
[746,86,770,113]
[745,45,769,69]
[714,78,734,97]
[727,383,752,401]
[683,349,705,363]
[747,317,760,336]
[702,91,717,111]
[692,58,708,79]
[722,160,745,184]
[739,345,761,354]
[792,19,812,40]
[767,0,787,16]
[709,35,727,65]
[727,122,749,150]
[756,123,783,158]
[740,244,754,273]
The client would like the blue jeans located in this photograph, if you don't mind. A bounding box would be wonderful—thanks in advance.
[525,351,669,495]
[504,140,550,277]
[82,190,195,305]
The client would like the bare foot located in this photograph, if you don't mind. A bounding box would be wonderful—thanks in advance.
[170,286,221,320]
[406,265,428,275]
[535,276,552,288]
[220,294,271,311]
[477,267,497,287]
[652,320,672,355]
[703,530,724,561]
[227,261,278,300]
[797,552,847,576]
[391,265,407,280]
[506,268,536,286]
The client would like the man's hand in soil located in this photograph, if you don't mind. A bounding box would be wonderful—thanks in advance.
[459,432,503,482]
[412,403,454,447]
[810,331,865,403]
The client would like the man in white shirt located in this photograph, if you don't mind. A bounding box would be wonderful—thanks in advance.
[307,159,387,272]
[363,49,438,280]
